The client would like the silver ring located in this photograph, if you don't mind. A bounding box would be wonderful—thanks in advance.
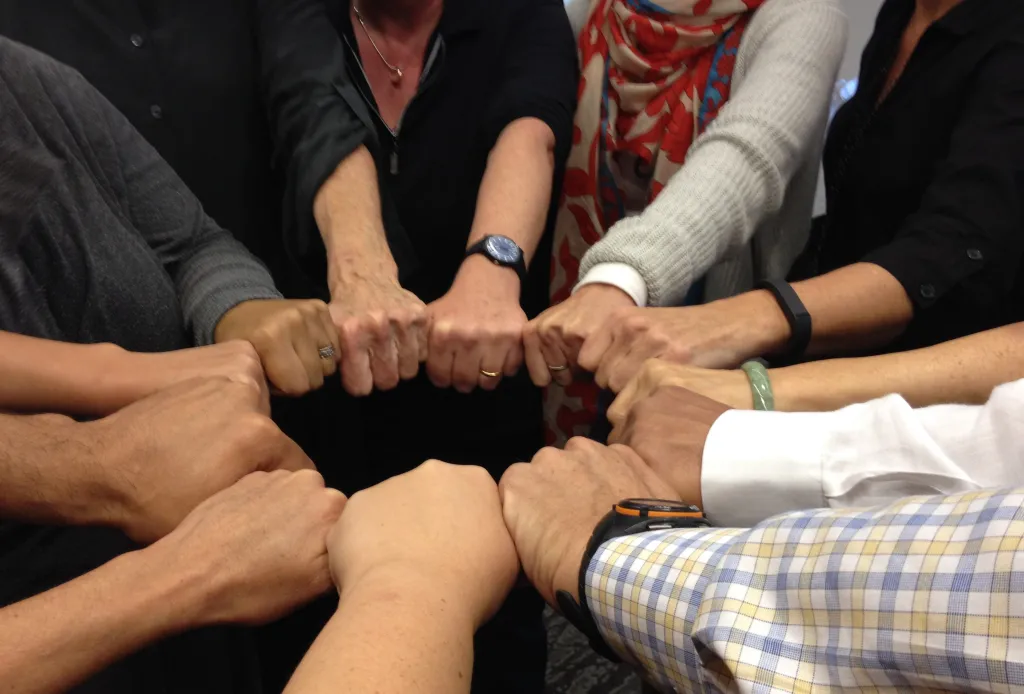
[480,369,501,378]
[547,363,568,372]
[318,345,336,360]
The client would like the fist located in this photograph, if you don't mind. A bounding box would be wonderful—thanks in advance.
[609,384,731,507]
[330,280,428,396]
[157,469,346,626]
[426,256,527,393]
[523,284,636,387]
[86,377,315,544]
[215,299,341,396]
[328,461,519,629]
[499,438,678,605]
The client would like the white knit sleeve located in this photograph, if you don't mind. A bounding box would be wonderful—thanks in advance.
[577,0,848,306]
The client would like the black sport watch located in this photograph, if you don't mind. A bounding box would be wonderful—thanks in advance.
[556,499,710,662]
[465,235,527,287]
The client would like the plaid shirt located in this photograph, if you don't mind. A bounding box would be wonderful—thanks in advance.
[585,488,1024,693]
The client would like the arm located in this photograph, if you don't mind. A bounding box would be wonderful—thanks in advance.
[700,377,1024,526]
[588,487,1024,692]
[285,462,518,694]
[0,469,344,694]
[757,42,1024,357]
[283,575,475,694]
[0,546,207,694]
[576,0,848,306]
[86,72,282,345]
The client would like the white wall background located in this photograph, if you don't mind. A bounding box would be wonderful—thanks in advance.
[813,0,886,213]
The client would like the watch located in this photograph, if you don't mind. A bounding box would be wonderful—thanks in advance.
[756,279,812,359]
[555,499,710,663]
[465,235,527,287]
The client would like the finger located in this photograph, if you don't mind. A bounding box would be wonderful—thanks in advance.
[338,322,374,397]
[522,322,552,387]
[369,326,401,392]
[452,342,484,394]
[593,330,625,391]
[290,320,326,392]
[538,334,572,387]
[393,319,421,381]
[426,326,457,389]
[577,321,616,374]
[503,341,524,378]
[310,304,341,379]
[478,346,508,392]
[605,386,633,435]
[267,345,315,397]
[607,348,645,393]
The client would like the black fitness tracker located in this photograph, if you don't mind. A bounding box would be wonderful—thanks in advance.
[555,499,710,663]
[756,279,812,358]
[465,235,527,287]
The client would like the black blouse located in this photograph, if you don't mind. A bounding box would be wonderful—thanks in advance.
[814,0,1024,352]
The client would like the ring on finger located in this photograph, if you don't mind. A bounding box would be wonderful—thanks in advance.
[318,345,336,360]
[480,369,501,378]
[547,363,568,372]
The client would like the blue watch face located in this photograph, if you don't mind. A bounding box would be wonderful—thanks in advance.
[484,235,521,265]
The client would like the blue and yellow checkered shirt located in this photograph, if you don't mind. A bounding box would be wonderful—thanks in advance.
[585,488,1024,693]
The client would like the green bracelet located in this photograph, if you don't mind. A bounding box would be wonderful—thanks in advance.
[741,361,775,411]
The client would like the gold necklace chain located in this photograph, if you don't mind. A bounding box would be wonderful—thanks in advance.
[352,4,404,84]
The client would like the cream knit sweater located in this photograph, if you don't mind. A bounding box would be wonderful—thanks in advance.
[566,0,848,306]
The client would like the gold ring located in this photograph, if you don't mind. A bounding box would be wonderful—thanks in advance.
[547,363,568,372]
[480,369,501,378]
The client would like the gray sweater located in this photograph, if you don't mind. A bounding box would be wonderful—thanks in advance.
[566,0,848,306]
[0,38,281,351]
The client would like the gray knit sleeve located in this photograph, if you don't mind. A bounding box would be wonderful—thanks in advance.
[577,0,848,306]
[97,86,283,345]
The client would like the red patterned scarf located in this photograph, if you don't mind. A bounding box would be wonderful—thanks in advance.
[546,0,764,444]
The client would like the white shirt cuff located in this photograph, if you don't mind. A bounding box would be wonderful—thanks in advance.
[574,263,648,307]
[701,410,831,527]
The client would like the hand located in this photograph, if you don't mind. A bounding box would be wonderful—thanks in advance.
[329,277,428,396]
[214,299,340,397]
[523,284,636,388]
[84,377,315,544]
[103,341,269,413]
[153,469,346,626]
[426,256,527,393]
[609,360,753,422]
[608,385,731,507]
[499,438,679,605]
[327,461,519,629]
[577,291,790,392]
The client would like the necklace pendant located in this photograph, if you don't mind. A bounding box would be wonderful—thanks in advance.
[390,67,403,85]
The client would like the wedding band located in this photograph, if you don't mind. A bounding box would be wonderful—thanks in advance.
[547,363,568,372]
[480,369,501,378]
[318,345,336,360]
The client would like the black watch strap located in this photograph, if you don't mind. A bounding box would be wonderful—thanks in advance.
[555,500,710,663]
[756,279,812,358]
[465,237,527,287]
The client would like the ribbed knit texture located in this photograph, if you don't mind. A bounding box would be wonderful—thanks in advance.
[566,0,848,306]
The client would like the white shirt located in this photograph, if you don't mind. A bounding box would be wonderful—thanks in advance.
[700,379,1024,527]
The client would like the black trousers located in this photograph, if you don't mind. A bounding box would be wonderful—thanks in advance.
[267,371,548,693]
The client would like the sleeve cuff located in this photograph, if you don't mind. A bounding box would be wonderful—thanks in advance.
[574,263,648,307]
[701,410,830,527]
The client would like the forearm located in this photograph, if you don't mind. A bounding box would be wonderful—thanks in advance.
[313,146,399,295]
[770,322,1024,411]
[0,546,203,694]
[765,262,915,357]
[466,117,556,264]
[0,413,121,527]
[285,574,475,694]
[0,332,135,416]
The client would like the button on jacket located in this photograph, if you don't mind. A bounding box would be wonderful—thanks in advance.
[810,0,1024,352]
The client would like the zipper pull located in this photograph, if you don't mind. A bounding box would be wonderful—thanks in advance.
[390,149,399,175]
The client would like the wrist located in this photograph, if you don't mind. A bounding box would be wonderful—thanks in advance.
[339,564,479,631]
[327,247,400,299]
[574,282,637,308]
[84,343,146,415]
[454,254,520,300]
[122,543,218,633]
[722,290,792,361]
[46,418,130,530]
